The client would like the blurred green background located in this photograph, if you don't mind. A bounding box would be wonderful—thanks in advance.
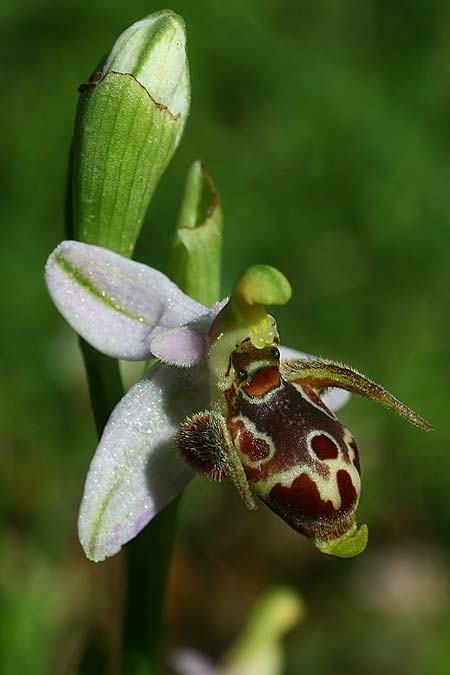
[1,0,450,673]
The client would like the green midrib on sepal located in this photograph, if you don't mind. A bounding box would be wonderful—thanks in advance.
[54,250,147,324]
[72,72,180,258]
[84,440,146,561]
[86,478,123,562]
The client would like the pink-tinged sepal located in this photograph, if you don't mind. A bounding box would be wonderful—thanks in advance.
[78,362,210,562]
[45,240,210,363]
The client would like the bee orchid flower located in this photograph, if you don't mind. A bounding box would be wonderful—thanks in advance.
[45,241,431,562]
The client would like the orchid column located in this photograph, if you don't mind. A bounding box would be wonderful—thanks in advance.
[66,11,201,673]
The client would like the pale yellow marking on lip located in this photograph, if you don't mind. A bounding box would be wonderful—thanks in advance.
[252,456,361,512]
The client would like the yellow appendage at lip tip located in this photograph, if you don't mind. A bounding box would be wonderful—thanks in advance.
[315,523,369,559]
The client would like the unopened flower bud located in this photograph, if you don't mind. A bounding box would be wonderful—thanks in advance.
[71,10,190,256]
[102,10,189,133]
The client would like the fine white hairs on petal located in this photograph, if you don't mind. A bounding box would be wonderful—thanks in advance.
[78,362,209,562]
[279,345,351,413]
[45,241,208,361]
[150,326,208,367]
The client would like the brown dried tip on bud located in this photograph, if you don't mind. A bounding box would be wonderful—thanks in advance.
[177,411,230,481]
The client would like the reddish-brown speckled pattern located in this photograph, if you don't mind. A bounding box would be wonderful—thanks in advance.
[225,342,361,542]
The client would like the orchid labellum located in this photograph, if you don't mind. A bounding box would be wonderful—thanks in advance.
[45,241,431,562]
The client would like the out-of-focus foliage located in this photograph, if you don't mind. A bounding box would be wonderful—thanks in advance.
[1,1,449,673]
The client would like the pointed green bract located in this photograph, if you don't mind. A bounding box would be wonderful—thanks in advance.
[170,161,223,306]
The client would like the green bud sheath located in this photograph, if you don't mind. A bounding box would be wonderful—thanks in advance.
[71,10,190,257]
[170,161,223,306]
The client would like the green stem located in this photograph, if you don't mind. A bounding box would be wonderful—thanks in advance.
[79,339,123,436]
[122,500,179,675]
[66,151,124,673]
[66,153,222,672]
[121,163,224,674]
[66,146,124,435]
[66,132,178,675]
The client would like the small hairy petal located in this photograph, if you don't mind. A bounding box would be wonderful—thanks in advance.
[279,345,350,413]
[78,362,209,561]
[150,325,209,367]
[45,241,208,360]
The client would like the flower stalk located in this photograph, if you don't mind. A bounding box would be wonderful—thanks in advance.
[123,159,224,674]
[64,10,193,673]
